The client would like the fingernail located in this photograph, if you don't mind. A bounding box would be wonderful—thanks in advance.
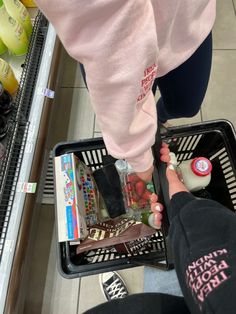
[155,204,161,212]
[168,164,175,171]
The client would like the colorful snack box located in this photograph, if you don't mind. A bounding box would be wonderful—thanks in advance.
[54,153,89,242]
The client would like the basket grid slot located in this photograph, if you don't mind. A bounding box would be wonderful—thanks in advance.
[92,150,100,165]
[181,136,194,151]
[218,152,228,160]
[221,161,231,170]
[81,151,89,165]
[177,136,188,152]
[223,167,233,175]
[183,153,192,161]
[229,187,236,194]
[209,148,227,161]
[187,135,198,151]
[85,151,93,165]
[190,134,202,151]
[96,149,103,164]
[230,194,236,201]
[176,153,185,162]
[220,157,230,164]
[102,148,107,156]
[82,149,108,169]
[225,172,234,179]
[228,182,236,189]
[80,232,165,265]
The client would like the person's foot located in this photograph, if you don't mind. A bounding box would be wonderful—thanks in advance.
[99,271,129,301]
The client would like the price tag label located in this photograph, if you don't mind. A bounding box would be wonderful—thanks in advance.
[17,182,37,193]
[42,88,55,99]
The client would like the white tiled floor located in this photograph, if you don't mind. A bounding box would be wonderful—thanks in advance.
[66,88,95,140]
[24,2,236,313]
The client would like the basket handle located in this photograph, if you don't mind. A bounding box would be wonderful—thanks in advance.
[152,121,171,209]
[152,122,175,269]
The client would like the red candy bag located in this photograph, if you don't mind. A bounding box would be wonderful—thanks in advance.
[123,173,155,212]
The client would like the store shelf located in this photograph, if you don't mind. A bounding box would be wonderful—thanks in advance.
[0,13,58,313]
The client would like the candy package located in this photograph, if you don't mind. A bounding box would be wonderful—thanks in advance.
[76,218,156,254]
[123,172,155,213]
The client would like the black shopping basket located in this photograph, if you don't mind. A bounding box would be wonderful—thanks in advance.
[53,119,236,278]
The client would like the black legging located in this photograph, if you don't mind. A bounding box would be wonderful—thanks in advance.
[84,293,190,314]
[153,32,212,123]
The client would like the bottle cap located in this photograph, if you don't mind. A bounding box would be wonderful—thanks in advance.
[191,157,212,176]
[115,159,127,172]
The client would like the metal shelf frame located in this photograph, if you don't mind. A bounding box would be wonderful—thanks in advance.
[0,13,57,313]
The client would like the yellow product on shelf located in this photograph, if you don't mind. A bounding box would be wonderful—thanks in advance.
[0,58,19,94]
[3,0,32,37]
[21,0,36,7]
[0,1,29,56]
[0,37,7,55]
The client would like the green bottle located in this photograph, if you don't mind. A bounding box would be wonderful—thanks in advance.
[0,0,29,56]
[3,0,32,37]
[0,37,7,55]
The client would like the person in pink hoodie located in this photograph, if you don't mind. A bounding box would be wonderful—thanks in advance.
[35,0,216,181]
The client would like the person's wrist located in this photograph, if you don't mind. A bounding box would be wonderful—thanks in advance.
[136,165,154,182]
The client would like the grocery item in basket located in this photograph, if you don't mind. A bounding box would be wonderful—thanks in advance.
[114,237,151,254]
[54,153,89,242]
[93,164,126,218]
[76,218,156,254]
[177,157,212,192]
[123,172,155,218]
[76,160,99,227]
[88,218,135,241]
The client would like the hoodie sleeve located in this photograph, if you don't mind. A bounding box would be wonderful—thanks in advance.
[35,0,159,172]
[168,192,236,314]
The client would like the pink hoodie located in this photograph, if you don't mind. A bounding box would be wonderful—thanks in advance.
[36,0,216,172]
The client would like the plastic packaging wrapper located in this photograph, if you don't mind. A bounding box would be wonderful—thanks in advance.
[76,218,156,254]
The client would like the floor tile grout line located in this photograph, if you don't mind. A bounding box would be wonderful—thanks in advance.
[60,86,87,89]
[200,109,204,122]
[213,49,236,51]
[76,278,82,314]
[92,114,96,138]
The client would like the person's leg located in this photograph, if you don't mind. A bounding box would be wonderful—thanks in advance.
[84,293,190,314]
[156,32,212,123]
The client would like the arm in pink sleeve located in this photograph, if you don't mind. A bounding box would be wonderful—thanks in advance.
[35,0,159,172]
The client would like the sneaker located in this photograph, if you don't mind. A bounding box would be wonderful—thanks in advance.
[99,271,129,301]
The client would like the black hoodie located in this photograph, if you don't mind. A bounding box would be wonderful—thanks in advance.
[85,192,236,314]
